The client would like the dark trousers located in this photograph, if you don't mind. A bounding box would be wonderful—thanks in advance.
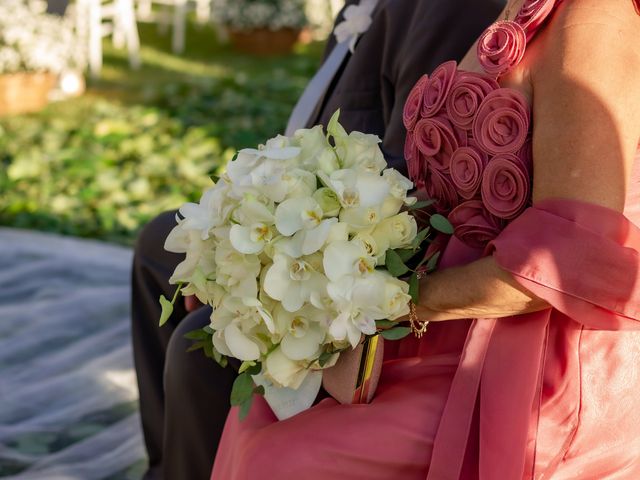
[131,212,237,480]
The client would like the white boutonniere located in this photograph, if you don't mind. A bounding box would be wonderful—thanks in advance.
[333,0,378,53]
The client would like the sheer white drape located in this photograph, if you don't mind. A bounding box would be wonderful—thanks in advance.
[0,228,145,479]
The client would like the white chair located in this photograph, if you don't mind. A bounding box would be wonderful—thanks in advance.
[76,0,141,78]
[136,0,213,54]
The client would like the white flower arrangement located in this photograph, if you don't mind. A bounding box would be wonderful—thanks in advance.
[211,0,308,31]
[0,0,86,75]
[161,111,451,420]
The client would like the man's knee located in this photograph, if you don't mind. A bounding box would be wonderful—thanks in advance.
[135,210,178,262]
[164,306,214,389]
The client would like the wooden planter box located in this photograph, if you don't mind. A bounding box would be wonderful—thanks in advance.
[229,28,300,56]
[0,72,56,116]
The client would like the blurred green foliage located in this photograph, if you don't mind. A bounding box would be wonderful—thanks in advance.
[0,21,323,244]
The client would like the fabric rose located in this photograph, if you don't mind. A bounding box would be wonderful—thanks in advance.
[446,71,500,130]
[481,153,530,220]
[515,0,558,40]
[421,60,457,118]
[405,133,423,185]
[473,88,530,155]
[450,145,488,200]
[413,116,460,172]
[423,164,459,213]
[477,20,527,77]
[448,200,504,248]
[403,74,428,131]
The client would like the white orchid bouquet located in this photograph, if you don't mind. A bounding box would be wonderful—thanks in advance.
[160,111,450,419]
[0,0,86,75]
[211,0,308,31]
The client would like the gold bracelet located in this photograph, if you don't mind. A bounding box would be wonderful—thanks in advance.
[409,302,429,338]
[409,270,429,338]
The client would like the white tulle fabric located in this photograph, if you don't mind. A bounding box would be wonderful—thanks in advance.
[0,228,145,479]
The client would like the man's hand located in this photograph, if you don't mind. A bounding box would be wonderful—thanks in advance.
[184,295,203,312]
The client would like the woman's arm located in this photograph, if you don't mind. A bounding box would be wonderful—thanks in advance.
[415,0,640,322]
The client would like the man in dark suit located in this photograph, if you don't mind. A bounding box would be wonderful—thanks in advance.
[131,1,505,478]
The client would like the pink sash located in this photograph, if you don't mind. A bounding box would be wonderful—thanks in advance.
[427,199,640,479]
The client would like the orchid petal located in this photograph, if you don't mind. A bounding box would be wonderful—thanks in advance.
[230,225,264,254]
[224,323,260,361]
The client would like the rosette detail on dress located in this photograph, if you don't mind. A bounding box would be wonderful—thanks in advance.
[515,0,559,40]
[404,62,533,248]
[477,21,527,77]
[401,0,561,247]
[403,74,428,131]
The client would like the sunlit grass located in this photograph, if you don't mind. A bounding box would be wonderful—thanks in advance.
[0,20,324,244]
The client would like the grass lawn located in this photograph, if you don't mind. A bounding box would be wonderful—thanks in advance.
[0,20,323,244]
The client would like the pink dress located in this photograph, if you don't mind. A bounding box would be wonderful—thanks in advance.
[212,2,640,478]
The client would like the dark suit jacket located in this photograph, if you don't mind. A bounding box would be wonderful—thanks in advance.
[308,0,506,175]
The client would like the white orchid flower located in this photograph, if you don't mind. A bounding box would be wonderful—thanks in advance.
[210,296,274,361]
[241,133,301,161]
[319,169,390,209]
[326,270,409,348]
[273,305,329,361]
[263,347,310,389]
[323,240,376,283]
[214,240,261,299]
[165,224,216,284]
[328,309,368,348]
[229,196,277,255]
[227,144,301,203]
[274,197,338,257]
[178,181,231,240]
[230,223,275,254]
[281,168,317,199]
[264,253,328,312]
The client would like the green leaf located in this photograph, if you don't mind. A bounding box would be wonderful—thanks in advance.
[318,350,334,367]
[408,272,420,304]
[380,326,412,341]
[230,373,255,406]
[407,199,436,211]
[186,341,207,353]
[158,295,173,327]
[245,363,262,376]
[425,251,441,272]
[238,361,257,374]
[238,397,253,420]
[183,328,210,340]
[203,325,215,335]
[411,227,431,249]
[375,319,396,329]
[253,385,265,396]
[430,214,454,235]
[395,248,418,263]
[385,249,410,277]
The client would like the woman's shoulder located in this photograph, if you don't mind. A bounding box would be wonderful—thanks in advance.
[526,0,640,210]
[529,0,640,69]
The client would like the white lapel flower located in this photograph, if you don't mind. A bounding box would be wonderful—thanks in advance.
[334,0,378,52]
